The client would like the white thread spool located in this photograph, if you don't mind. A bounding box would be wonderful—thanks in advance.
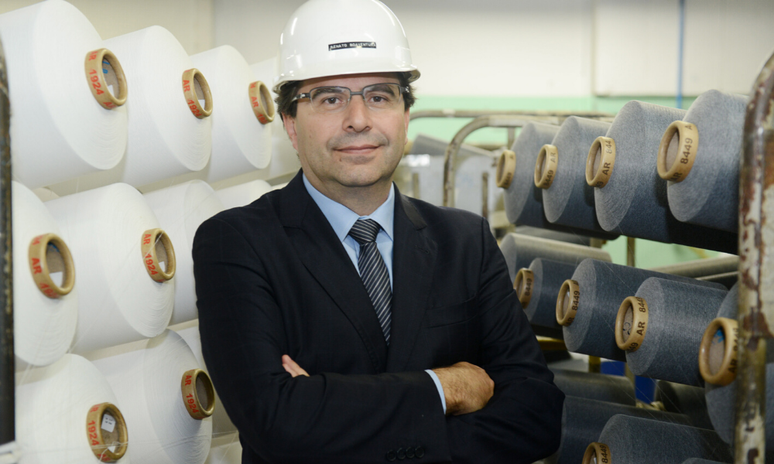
[205,433,242,464]
[12,181,77,369]
[89,330,215,464]
[191,46,274,182]
[0,0,127,189]
[144,180,224,324]
[216,180,272,209]
[52,26,213,191]
[172,320,238,438]
[45,183,176,353]
[16,354,129,463]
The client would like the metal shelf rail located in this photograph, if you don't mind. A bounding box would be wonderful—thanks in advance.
[738,48,774,464]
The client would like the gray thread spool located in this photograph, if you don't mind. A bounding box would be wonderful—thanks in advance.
[517,258,577,335]
[583,415,732,464]
[537,117,612,235]
[499,233,611,283]
[513,225,590,247]
[655,380,714,431]
[500,122,559,227]
[559,259,724,361]
[550,368,635,406]
[658,90,747,233]
[701,283,774,459]
[587,101,737,253]
[616,278,727,386]
[648,255,739,279]
[547,396,692,464]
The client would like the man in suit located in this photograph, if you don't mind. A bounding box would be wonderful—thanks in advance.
[193,1,564,462]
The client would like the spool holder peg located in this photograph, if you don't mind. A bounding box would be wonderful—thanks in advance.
[83,48,128,109]
[657,120,699,182]
[699,317,739,387]
[513,268,534,307]
[181,368,216,420]
[28,233,75,299]
[586,136,616,188]
[182,68,213,119]
[615,296,649,352]
[248,80,275,124]
[582,442,611,464]
[534,144,558,189]
[495,149,516,189]
[556,279,580,327]
[85,402,128,462]
[140,229,176,282]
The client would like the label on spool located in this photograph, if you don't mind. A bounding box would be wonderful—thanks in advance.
[101,414,116,433]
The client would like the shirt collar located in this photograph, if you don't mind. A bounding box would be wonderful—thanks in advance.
[302,174,395,243]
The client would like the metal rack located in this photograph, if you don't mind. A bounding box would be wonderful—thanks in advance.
[737,48,774,463]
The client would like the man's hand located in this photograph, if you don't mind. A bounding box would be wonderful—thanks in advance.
[282,355,310,377]
[432,362,494,416]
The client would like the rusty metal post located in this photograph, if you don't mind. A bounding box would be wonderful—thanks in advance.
[0,35,13,446]
[737,49,774,464]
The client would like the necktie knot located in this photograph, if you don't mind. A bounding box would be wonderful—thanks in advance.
[348,218,380,245]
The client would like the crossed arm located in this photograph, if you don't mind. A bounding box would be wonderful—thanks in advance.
[283,355,496,416]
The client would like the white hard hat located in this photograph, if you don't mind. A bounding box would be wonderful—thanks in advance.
[275,0,420,91]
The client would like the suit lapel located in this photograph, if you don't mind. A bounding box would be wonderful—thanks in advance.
[386,193,437,372]
[279,173,388,372]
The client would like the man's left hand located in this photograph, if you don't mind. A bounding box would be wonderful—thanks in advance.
[282,354,310,377]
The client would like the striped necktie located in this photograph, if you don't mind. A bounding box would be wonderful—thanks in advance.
[348,218,392,344]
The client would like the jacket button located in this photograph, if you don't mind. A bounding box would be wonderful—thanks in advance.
[415,446,425,458]
[397,448,406,460]
[386,450,397,461]
[406,447,415,459]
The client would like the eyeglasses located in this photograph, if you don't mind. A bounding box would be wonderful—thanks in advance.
[291,83,408,114]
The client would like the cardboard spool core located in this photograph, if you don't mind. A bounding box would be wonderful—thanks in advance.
[181,368,216,420]
[85,402,128,462]
[141,229,176,282]
[586,136,616,188]
[657,120,699,182]
[514,268,534,307]
[556,279,580,327]
[615,296,649,352]
[28,233,75,299]
[84,48,128,109]
[495,150,516,189]
[182,68,213,119]
[583,442,611,464]
[534,144,559,189]
[699,317,739,386]
[248,80,276,124]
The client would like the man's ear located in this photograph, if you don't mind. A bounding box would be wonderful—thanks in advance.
[283,113,300,151]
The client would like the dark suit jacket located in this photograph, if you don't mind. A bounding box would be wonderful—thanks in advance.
[193,171,564,463]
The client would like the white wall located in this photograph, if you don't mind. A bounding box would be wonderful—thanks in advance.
[0,0,214,55]
[1,0,771,97]
[594,0,774,96]
[213,0,773,98]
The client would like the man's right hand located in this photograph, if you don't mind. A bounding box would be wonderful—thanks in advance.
[432,362,494,416]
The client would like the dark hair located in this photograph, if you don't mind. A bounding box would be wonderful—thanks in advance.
[276,71,416,121]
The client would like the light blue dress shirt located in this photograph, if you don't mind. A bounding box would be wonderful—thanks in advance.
[303,175,447,414]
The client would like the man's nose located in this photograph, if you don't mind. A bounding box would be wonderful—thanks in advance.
[342,95,371,132]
